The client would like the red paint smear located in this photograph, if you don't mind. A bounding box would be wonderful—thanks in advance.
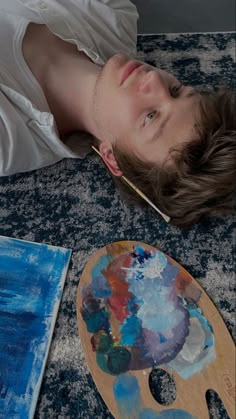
[175,268,193,292]
[102,253,132,297]
[108,295,129,322]
[91,335,97,352]
[102,253,133,322]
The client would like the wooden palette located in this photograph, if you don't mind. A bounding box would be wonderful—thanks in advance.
[76,241,235,419]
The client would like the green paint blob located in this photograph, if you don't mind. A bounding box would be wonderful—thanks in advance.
[107,347,131,374]
[82,307,109,333]
[96,352,112,375]
[97,333,113,353]
[96,346,132,375]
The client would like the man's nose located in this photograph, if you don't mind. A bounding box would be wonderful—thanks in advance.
[139,71,169,98]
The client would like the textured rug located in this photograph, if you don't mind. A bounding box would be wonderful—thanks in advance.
[0,32,235,419]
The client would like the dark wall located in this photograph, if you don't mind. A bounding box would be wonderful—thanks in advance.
[132,0,236,33]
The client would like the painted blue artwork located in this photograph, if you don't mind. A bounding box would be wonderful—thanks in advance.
[0,236,71,419]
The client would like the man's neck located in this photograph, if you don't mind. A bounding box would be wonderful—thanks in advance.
[22,23,102,139]
[43,45,102,139]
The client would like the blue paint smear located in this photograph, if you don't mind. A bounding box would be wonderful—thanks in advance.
[120,314,142,346]
[82,307,110,333]
[113,373,195,419]
[113,374,141,416]
[139,408,195,418]
[166,304,215,379]
[92,275,112,298]
[91,255,112,298]
[0,236,71,419]
[131,245,152,264]
[114,374,139,400]
[159,333,167,343]
[127,295,140,314]
[189,306,214,347]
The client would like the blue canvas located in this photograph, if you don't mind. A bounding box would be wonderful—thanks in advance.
[0,236,71,419]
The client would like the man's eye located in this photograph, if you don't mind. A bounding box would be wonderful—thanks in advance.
[145,111,157,125]
[170,84,183,97]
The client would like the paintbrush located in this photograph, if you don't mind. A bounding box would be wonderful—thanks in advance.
[91,146,170,223]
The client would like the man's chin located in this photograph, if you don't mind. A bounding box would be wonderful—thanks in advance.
[107,53,130,71]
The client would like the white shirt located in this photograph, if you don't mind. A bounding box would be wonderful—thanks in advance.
[0,0,139,176]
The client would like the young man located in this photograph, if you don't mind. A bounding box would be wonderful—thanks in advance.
[0,0,235,226]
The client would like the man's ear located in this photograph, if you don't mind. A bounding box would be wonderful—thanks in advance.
[99,142,123,177]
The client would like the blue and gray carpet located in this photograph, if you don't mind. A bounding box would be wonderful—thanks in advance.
[0,32,235,418]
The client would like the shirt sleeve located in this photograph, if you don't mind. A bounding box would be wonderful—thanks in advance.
[17,0,139,63]
[0,91,61,176]
[0,0,41,20]
[0,92,28,176]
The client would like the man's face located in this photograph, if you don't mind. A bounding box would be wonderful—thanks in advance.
[92,53,200,167]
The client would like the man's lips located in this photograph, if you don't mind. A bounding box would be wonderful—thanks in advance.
[121,61,143,85]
